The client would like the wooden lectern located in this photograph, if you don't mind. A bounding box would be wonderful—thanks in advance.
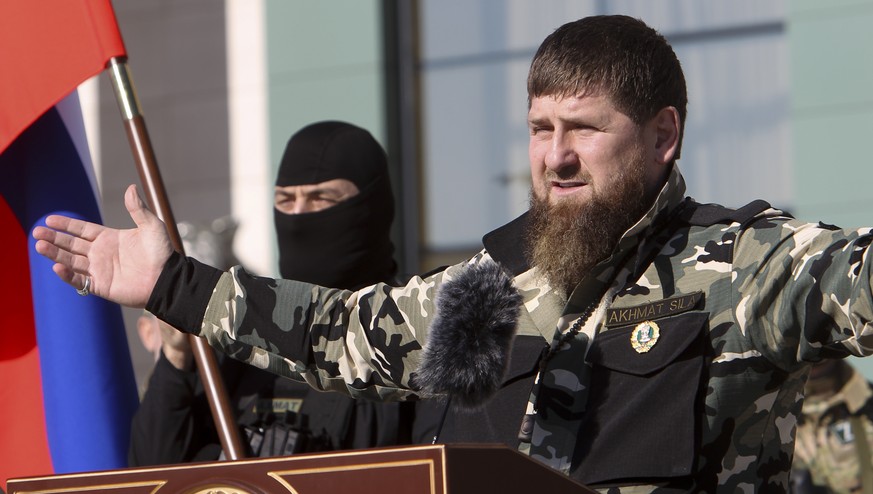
[7,444,596,494]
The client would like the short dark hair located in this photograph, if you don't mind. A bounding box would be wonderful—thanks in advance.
[528,15,687,158]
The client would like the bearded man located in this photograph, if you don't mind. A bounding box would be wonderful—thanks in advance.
[35,15,873,493]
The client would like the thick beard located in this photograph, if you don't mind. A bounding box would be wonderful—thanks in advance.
[525,158,651,297]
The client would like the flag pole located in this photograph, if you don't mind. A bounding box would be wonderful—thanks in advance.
[105,56,246,461]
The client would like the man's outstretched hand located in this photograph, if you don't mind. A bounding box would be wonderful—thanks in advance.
[32,184,174,308]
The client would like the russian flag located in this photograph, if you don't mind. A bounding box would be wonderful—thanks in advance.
[0,1,138,488]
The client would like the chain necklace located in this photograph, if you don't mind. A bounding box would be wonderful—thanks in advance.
[538,299,599,371]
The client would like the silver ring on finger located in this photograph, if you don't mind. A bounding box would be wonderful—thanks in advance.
[76,276,91,296]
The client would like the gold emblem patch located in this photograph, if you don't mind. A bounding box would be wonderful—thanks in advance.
[631,321,660,353]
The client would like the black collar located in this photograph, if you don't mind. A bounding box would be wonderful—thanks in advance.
[482,212,530,276]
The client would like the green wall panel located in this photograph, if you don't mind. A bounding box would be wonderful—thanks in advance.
[789,0,873,377]
[793,111,873,227]
[264,0,385,170]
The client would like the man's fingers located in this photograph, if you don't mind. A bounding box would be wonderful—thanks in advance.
[43,214,103,242]
[33,227,92,257]
[125,184,159,229]
[50,262,90,289]
[31,225,54,243]
[33,237,63,261]
[53,266,92,294]
[35,239,91,274]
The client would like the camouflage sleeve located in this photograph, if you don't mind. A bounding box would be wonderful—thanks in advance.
[733,209,873,369]
[189,252,490,402]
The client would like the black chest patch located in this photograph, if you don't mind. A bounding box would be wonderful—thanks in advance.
[605,291,703,327]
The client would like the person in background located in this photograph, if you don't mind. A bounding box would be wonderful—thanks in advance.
[792,359,873,494]
[128,121,414,464]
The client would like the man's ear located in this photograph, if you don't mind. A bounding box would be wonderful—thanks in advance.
[652,106,680,165]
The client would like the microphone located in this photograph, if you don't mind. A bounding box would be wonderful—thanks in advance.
[414,260,522,412]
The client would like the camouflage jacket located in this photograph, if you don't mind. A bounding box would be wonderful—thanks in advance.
[149,165,873,493]
[793,360,873,493]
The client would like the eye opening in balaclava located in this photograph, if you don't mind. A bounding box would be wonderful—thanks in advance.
[274,121,396,289]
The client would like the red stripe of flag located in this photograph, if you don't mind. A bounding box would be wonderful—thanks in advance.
[0,0,126,155]
[0,194,53,481]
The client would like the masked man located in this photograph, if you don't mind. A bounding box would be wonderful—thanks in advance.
[128,121,412,464]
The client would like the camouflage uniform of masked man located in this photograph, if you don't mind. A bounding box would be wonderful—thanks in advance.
[33,16,873,493]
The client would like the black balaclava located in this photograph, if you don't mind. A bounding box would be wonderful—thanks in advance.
[274,121,396,290]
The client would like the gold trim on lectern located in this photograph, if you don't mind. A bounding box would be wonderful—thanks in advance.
[13,479,166,494]
[268,459,437,494]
